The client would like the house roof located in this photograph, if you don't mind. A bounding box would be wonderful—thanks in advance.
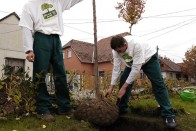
[97,32,130,62]
[160,58,181,72]
[63,32,130,63]
[63,39,94,63]
[0,12,20,22]
[62,33,183,73]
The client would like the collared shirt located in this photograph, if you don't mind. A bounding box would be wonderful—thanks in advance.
[111,35,157,85]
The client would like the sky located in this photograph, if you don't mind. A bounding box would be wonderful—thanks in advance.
[0,0,196,63]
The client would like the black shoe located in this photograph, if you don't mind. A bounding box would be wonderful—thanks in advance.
[165,118,176,128]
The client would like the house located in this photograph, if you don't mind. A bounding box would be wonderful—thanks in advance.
[0,12,33,77]
[63,39,94,75]
[62,32,130,76]
[159,58,188,81]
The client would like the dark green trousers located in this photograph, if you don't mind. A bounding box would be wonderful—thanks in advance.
[33,32,70,114]
[119,52,175,118]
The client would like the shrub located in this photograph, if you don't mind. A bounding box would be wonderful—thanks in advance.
[0,66,37,117]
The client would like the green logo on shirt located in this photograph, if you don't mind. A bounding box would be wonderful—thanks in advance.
[42,3,53,12]
[41,3,57,20]
[122,53,132,62]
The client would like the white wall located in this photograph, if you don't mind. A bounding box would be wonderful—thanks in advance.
[0,14,33,78]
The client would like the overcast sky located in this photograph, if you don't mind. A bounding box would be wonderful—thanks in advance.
[0,0,196,63]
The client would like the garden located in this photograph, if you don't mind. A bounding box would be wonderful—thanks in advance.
[0,67,196,131]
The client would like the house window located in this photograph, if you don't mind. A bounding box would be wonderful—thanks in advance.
[99,70,105,77]
[63,51,65,59]
[67,50,72,58]
[4,58,25,75]
[176,74,181,80]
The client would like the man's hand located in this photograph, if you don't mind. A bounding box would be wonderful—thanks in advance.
[105,85,115,97]
[117,82,129,99]
[26,51,34,62]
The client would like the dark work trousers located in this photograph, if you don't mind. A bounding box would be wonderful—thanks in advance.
[33,32,70,114]
[119,52,175,118]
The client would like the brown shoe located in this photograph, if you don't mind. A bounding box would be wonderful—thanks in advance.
[36,113,55,122]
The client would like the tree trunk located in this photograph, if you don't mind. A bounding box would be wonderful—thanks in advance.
[129,23,133,35]
[92,0,100,97]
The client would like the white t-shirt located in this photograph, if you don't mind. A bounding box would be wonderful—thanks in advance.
[111,35,157,85]
[19,0,83,35]
[19,0,83,52]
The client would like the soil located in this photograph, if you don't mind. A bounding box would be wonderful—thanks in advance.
[74,97,119,126]
[98,114,181,131]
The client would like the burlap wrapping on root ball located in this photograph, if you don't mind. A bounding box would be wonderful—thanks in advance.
[74,97,119,126]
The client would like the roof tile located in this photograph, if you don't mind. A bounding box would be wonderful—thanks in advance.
[160,58,181,72]
[63,39,94,63]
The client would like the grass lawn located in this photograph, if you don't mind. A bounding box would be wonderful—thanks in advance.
[0,94,195,131]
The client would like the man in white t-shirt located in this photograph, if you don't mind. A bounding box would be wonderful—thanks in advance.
[105,35,176,128]
[19,0,83,122]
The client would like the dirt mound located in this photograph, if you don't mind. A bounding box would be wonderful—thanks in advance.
[74,97,119,126]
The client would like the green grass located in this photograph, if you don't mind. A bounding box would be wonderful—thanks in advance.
[129,94,196,131]
[170,94,196,131]
[0,94,196,131]
[0,115,98,131]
